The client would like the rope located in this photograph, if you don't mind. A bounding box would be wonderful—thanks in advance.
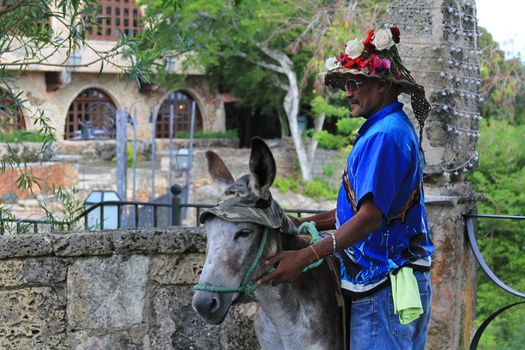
[193,223,325,294]
[299,221,325,272]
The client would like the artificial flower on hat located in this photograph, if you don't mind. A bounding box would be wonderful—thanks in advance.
[323,26,421,94]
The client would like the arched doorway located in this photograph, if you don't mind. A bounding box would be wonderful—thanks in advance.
[64,88,117,140]
[156,91,203,138]
[0,90,26,133]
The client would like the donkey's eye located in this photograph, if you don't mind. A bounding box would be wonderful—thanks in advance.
[234,229,252,240]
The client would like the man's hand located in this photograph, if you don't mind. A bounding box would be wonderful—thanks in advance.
[257,248,315,285]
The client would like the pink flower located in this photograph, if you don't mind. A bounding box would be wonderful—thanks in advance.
[383,58,392,70]
[368,54,383,75]
[367,55,393,75]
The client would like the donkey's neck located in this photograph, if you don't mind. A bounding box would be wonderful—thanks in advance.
[253,232,341,349]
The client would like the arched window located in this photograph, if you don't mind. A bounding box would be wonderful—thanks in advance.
[88,0,142,40]
[156,91,203,138]
[65,88,117,140]
[0,90,26,133]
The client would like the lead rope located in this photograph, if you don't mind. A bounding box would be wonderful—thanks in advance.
[299,221,325,272]
[193,223,324,294]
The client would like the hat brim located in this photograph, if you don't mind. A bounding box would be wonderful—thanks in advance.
[323,68,424,94]
[199,205,299,235]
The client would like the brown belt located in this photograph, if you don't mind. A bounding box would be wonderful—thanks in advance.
[342,163,421,225]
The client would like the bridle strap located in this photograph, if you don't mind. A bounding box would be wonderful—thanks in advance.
[193,228,269,294]
[193,223,325,294]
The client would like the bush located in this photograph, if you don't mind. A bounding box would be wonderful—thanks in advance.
[1,130,55,143]
[274,175,338,202]
[174,129,238,139]
[322,164,336,177]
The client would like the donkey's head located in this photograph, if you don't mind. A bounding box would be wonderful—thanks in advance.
[192,138,296,324]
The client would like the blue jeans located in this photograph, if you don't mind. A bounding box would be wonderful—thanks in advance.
[349,270,432,350]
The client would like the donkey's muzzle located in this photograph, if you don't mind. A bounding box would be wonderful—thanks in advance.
[192,291,228,324]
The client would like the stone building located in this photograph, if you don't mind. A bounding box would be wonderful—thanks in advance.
[2,0,226,142]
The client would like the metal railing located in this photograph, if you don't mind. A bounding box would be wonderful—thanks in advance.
[464,213,525,349]
[0,185,323,234]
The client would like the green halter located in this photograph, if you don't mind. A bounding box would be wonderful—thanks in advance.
[193,222,324,294]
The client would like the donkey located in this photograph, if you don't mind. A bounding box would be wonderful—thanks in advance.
[192,138,343,350]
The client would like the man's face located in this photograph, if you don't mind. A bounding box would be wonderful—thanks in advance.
[343,77,385,119]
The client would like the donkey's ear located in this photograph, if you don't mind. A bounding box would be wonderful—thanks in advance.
[249,137,276,196]
[206,151,235,189]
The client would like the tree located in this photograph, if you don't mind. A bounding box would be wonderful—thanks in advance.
[141,0,384,179]
[478,27,525,125]
[0,1,157,192]
[466,26,525,349]
[465,120,525,349]
[0,1,170,225]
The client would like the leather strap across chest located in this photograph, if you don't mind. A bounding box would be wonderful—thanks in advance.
[342,163,421,225]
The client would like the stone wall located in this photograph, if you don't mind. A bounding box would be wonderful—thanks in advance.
[0,228,259,349]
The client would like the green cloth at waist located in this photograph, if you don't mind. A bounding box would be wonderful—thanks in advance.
[389,267,423,325]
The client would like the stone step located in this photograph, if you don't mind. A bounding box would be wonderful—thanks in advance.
[80,173,113,181]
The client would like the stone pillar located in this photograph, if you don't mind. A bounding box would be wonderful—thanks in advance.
[387,1,480,349]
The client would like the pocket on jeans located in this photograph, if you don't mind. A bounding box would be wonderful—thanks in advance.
[352,293,375,303]
[388,290,419,337]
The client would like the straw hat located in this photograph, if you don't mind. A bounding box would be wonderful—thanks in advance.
[323,27,430,139]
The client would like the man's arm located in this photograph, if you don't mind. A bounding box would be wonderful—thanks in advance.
[259,196,382,285]
[288,209,337,231]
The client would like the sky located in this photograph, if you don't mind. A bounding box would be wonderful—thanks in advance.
[476,0,525,59]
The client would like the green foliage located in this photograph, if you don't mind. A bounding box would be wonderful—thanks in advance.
[0,1,159,229]
[38,186,85,233]
[174,129,238,139]
[140,0,320,115]
[1,130,55,143]
[310,95,362,149]
[322,164,336,177]
[304,178,338,201]
[310,95,349,119]
[273,176,300,193]
[274,175,338,202]
[478,27,525,125]
[313,130,346,149]
[466,119,525,348]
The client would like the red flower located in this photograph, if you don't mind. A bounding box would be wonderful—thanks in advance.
[390,26,400,44]
[363,29,376,52]
[338,53,356,69]
[357,57,369,71]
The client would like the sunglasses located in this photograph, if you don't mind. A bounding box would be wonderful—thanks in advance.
[343,79,365,92]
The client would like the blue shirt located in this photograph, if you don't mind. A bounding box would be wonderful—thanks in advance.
[336,102,434,286]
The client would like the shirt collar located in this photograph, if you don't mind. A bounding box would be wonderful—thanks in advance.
[355,102,404,141]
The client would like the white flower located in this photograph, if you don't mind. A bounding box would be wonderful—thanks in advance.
[325,57,341,71]
[373,29,395,51]
[344,39,364,59]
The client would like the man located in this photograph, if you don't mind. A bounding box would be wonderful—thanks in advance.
[257,27,434,349]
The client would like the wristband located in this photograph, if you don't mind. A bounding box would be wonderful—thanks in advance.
[329,232,337,255]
